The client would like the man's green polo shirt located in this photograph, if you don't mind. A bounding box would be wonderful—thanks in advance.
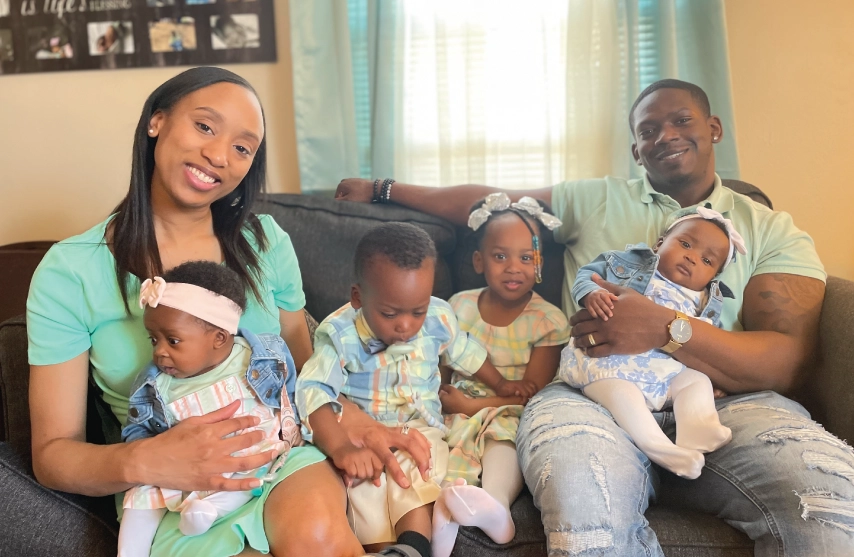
[551,174,826,331]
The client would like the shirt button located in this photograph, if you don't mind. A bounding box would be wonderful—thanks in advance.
[129,408,139,418]
[226,383,235,393]
[707,311,716,318]
[636,276,643,280]
[251,369,260,380]
[616,266,625,273]
[265,389,273,399]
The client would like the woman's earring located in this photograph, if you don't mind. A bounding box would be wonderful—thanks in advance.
[230,196,241,207]
[713,136,718,141]
[149,129,155,135]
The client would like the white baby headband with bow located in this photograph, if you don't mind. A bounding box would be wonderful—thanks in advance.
[666,206,747,271]
[467,193,562,232]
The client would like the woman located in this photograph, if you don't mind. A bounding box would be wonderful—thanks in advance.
[25,67,422,557]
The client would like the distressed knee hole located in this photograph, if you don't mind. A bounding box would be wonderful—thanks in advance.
[539,454,553,487]
[530,424,616,455]
[759,426,853,454]
[549,527,614,555]
[726,402,795,416]
[534,398,602,417]
[796,489,854,535]
[803,450,854,485]
[589,453,610,513]
[530,413,554,431]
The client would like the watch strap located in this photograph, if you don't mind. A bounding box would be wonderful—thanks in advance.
[661,311,692,353]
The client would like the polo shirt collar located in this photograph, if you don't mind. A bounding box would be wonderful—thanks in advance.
[641,173,734,214]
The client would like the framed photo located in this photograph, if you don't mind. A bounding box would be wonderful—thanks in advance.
[0,0,276,76]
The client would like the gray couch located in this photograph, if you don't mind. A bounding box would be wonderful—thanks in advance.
[2,181,853,556]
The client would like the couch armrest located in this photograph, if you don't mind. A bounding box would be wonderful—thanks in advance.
[810,276,854,444]
[0,315,30,457]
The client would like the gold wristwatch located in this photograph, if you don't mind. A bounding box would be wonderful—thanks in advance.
[661,310,692,354]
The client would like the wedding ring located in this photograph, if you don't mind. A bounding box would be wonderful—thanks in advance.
[401,423,410,436]
[588,334,597,347]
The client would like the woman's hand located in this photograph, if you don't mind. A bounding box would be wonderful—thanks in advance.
[340,408,433,489]
[438,384,473,416]
[571,275,671,357]
[334,178,375,203]
[329,444,384,487]
[129,400,276,492]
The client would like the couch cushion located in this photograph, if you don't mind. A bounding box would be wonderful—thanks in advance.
[257,194,457,321]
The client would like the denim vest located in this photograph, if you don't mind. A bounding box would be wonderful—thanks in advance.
[571,243,734,325]
[122,328,297,443]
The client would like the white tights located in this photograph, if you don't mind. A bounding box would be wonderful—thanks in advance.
[583,369,731,479]
[433,438,524,557]
[117,490,255,557]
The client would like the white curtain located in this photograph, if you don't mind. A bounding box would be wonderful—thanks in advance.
[290,0,739,191]
[395,0,632,188]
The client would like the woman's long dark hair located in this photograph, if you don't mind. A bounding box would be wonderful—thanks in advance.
[111,66,268,312]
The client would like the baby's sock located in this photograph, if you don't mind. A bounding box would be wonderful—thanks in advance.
[431,487,461,557]
[178,499,218,536]
[441,483,515,545]
[671,369,732,453]
[396,530,431,557]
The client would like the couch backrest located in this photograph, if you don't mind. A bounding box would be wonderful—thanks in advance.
[260,179,771,322]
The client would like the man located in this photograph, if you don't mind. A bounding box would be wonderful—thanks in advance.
[335,79,854,556]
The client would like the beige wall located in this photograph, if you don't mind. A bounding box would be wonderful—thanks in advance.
[726,0,854,280]
[0,1,300,246]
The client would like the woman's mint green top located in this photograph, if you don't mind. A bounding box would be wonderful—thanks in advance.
[27,214,306,427]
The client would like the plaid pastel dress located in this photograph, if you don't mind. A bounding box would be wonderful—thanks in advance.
[444,289,570,484]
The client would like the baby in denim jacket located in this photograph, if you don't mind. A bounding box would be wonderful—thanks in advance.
[118,261,301,557]
[558,207,746,479]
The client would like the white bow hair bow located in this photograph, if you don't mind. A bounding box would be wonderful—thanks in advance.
[468,192,562,232]
[139,277,167,309]
[694,206,747,257]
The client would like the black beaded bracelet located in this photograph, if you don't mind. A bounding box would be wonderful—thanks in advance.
[370,179,382,203]
[377,178,396,204]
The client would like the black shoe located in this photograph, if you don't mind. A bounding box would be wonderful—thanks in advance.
[364,543,421,557]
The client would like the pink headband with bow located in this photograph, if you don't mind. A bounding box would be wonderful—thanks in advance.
[139,277,242,334]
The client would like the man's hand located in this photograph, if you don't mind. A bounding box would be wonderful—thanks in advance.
[334,178,374,203]
[582,285,620,320]
[570,274,671,357]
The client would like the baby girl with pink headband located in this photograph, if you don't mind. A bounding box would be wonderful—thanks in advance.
[559,206,746,480]
[117,261,301,557]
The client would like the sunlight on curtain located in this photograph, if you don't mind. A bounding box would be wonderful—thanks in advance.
[395,0,633,188]
[290,0,739,191]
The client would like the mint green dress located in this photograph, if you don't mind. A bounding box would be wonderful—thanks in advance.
[27,214,326,556]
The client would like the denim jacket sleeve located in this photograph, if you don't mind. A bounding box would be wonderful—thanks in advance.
[121,366,162,443]
[255,332,299,422]
[572,252,611,306]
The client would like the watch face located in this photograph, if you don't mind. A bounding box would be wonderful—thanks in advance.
[671,318,693,343]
